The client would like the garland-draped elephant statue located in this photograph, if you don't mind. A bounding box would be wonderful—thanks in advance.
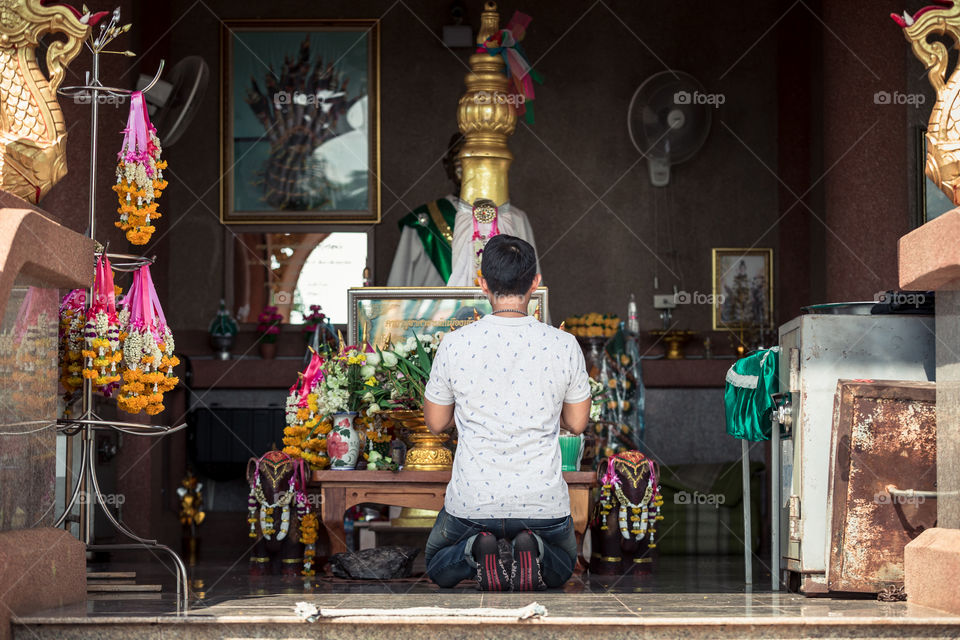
[246,450,309,575]
[590,451,662,575]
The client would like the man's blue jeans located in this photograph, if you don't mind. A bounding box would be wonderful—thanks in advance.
[424,507,578,588]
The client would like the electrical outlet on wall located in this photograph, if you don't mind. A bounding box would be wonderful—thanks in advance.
[653,294,676,309]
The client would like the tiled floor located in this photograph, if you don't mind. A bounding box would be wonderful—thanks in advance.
[13,556,960,639]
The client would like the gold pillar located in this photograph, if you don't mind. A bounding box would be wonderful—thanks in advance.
[457,1,516,207]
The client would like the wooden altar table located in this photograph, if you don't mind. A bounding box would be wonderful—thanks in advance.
[308,470,596,556]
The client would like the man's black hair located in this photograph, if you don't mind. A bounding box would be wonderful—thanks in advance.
[481,234,537,296]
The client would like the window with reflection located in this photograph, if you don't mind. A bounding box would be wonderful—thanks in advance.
[234,232,368,325]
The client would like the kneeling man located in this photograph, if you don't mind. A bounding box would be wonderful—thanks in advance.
[423,234,591,591]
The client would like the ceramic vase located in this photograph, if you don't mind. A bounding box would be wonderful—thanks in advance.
[328,412,361,470]
[259,341,277,360]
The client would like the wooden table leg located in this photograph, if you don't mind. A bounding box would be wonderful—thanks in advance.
[568,486,591,570]
[321,486,348,555]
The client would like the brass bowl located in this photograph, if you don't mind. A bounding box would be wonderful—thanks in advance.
[382,410,453,471]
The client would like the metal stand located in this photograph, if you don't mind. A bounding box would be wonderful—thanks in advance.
[741,439,752,585]
[54,417,188,612]
[53,9,187,612]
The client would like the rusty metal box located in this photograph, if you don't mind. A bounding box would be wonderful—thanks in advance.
[827,379,936,593]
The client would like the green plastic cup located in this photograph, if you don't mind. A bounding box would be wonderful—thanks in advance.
[559,434,584,471]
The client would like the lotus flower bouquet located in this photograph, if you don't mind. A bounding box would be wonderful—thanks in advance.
[363,333,443,413]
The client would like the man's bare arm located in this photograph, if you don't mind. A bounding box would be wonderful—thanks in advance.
[424,399,456,435]
[559,398,590,435]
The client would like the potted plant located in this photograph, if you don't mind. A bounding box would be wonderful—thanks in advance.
[302,304,336,352]
[256,305,283,359]
[208,299,238,360]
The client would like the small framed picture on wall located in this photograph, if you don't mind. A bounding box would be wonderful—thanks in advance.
[711,248,773,330]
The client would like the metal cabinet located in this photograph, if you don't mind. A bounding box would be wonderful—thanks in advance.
[827,379,936,593]
[777,313,934,593]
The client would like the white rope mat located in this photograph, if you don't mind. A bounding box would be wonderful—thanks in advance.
[295,601,547,621]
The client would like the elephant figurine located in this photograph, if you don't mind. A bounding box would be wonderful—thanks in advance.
[589,451,662,576]
[246,450,307,575]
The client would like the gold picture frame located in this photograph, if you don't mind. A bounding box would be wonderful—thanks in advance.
[220,19,380,225]
[348,287,549,347]
[711,248,773,330]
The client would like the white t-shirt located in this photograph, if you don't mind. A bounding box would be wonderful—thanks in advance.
[424,314,591,519]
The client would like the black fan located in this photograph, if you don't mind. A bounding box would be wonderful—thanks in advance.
[136,56,209,147]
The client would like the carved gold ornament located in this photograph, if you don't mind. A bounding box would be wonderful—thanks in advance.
[457,2,516,207]
[895,1,960,205]
[0,0,89,202]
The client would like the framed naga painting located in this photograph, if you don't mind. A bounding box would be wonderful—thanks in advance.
[220,19,380,224]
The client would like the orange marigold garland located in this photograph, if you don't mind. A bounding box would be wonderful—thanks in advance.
[81,256,122,396]
[283,351,331,470]
[113,91,167,245]
[117,265,178,415]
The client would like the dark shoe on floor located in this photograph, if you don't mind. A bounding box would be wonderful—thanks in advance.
[473,532,510,591]
[512,530,547,591]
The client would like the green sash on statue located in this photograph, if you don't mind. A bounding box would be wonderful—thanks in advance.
[398,198,457,282]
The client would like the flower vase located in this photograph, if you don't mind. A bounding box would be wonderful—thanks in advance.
[259,341,277,360]
[328,412,361,470]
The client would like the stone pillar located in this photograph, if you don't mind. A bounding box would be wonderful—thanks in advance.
[899,209,960,612]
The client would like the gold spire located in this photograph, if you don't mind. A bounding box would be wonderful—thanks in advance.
[457,2,516,207]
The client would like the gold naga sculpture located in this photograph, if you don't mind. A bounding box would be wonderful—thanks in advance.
[0,0,89,203]
[457,1,516,207]
[894,0,960,206]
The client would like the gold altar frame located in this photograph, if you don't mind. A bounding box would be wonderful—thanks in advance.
[348,287,549,346]
[711,248,773,330]
[219,19,381,225]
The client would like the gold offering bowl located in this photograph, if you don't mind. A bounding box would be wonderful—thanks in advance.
[387,410,453,471]
[649,330,698,360]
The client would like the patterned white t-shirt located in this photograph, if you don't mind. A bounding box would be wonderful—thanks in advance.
[424,314,591,519]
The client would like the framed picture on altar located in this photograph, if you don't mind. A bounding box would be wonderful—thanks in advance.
[220,19,380,225]
[348,287,549,347]
[711,248,773,330]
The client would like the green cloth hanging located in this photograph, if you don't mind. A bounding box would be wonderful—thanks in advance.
[397,199,457,282]
[724,347,779,442]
